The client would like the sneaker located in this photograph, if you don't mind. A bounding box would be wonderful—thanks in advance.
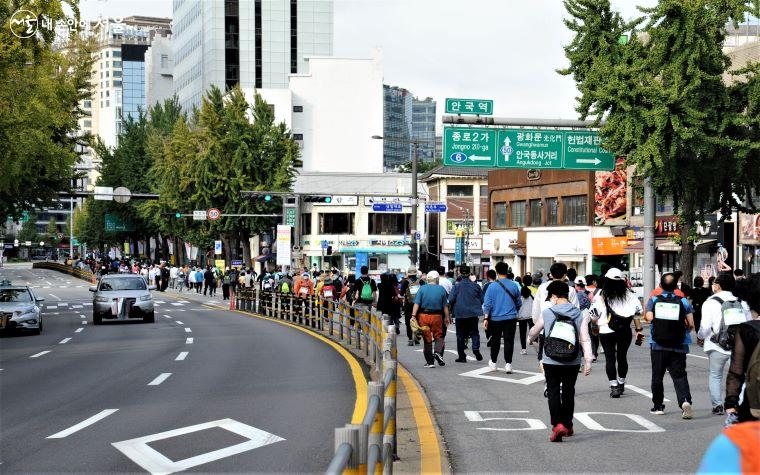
[407,340,414,347]
[433,353,446,367]
[681,402,693,420]
[504,363,513,374]
[520,349,528,355]
[473,349,483,361]
[488,360,497,371]
[566,426,574,437]
[712,405,725,415]
[618,383,625,394]
[414,339,420,345]
[423,363,435,368]
[550,423,568,442]
[650,405,665,415]
[455,357,467,363]
[610,386,622,398]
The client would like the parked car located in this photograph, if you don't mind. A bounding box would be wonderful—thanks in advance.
[0,280,45,334]
[90,274,156,325]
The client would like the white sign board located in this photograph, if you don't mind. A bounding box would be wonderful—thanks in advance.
[443,237,483,252]
[364,196,413,206]
[276,225,292,267]
[313,195,358,206]
[94,186,113,201]
[214,240,222,255]
[192,210,207,221]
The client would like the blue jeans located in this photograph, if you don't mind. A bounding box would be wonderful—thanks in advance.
[708,350,731,407]
[455,317,480,357]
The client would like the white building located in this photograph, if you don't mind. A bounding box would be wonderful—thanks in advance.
[173,0,334,113]
[145,35,174,109]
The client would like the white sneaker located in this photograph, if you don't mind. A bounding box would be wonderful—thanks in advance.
[504,363,513,373]
[488,360,497,371]
[681,402,693,420]
[520,349,528,355]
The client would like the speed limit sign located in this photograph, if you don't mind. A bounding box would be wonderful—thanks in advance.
[207,208,221,221]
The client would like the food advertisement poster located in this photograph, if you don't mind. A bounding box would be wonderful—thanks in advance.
[594,156,627,225]
[739,213,760,245]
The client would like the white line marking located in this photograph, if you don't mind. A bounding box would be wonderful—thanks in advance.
[171,302,183,306]
[75,328,84,333]
[626,384,670,402]
[164,315,172,319]
[80,315,85,319]
[43,286,50,289]
[155,301,166,304]
[59,338,72,344]
[47,409,119,439]
[46,305,58,309]
[175,352,189,361]
[447,329,456,334]
[179,300,190,303]
[58,302,68,306]
[687,354,709,360]
[148,373,172,386]
[184,328,192,333]
[46,281,53,286]
[82,321,88,325]
[83,303,92,306]
[175,321,184,325]
[30,351,51,358]
[415,348,476,361]
[72,305,82,309]
[186,338,193,344]
[48,294,62,301]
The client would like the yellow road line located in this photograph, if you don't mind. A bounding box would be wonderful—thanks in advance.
[398,364,443,474]
[229,309,367,424]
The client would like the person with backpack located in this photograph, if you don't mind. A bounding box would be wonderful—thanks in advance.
[644,272,696,419]
[400,267,423,346]
[448,265,484,362]
[517,283,534,356]
[698,271,751,415]
[377,272,402,334]
[353,266,378,310]
[278,273,293,294]
[589,268,644,398]
[221,268,232,300]
[725,273,760,423]
[528,280,593,442]
[483,261,522,373]
[411,270,450,367]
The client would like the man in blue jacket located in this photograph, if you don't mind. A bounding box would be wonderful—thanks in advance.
[483,261,522,373]
[448,265,484,363]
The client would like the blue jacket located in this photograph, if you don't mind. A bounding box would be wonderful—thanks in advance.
[448,280,483,318]
[483,278,521,321]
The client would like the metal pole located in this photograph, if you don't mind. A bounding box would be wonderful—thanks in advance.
[465,208,470,265]
[412,142,419,268]
[643,177,656,297]
[69,197,74,259]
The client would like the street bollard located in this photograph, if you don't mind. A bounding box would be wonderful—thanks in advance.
[347,423,368,474]
[366,381,384,462]
[383,359,397,464]
[331,426,359,475]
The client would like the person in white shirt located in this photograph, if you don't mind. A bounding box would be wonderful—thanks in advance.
[589,268,643,398]
[169,266,179,289]
[531,263,579,324]
[697,271,751,415]
[437,267,453,295]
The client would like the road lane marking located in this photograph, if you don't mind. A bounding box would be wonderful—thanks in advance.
[82,321,88,325]
[43,286,50,289]
[30,351,51,358]
[112,418,285,474]
[459,365,545,385]
[175,352,189,361]
[75,328,84,333]
[59,302,68,306]
[184,328,192,333]
[83,303,92,306]
[175,321,184,325]
[687,354,708,360]
[415,348,476,361]
[164,315,172,319]
[46,281,53,286]
[72,305,82,309]
[48,294,62,301]
[46,305,58,309]
[626,384,670,402]
[59,338,72,344]
[148,373,172,386]
[171,302,183,306]
[186,337,193,344]
[47,409,119,439]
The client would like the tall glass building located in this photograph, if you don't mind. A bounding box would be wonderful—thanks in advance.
[412,97,436,163]
[121,44,148,120]
[383,85,413,170]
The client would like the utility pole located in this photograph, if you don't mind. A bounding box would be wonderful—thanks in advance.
[643,178,656,298]
[69,197,74,260]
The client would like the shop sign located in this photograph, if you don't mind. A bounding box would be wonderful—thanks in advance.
[739,213,760,245]
[369,239,407,247]
[655,216,679,237]
[338,240,359,247]
[625,227,643,240]
[592,237,629,256]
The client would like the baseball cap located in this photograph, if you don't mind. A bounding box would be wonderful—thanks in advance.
[574,277,586,286]
[426,270,440,282]
[407,265,417,275]
[605,268,624,280]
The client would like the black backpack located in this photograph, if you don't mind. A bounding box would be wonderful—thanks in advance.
[544,310,579,362]
[651,293,687,347]
[709,296,746,351]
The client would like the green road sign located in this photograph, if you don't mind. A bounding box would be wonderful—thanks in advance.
[105,214,135,232]
[442,127,497,167]
[443,126,614,171]
[496,128,564,169]
[445,98,493,115]
[284,207,296,227]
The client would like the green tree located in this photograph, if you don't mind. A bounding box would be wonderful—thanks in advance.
[46,217,59,248]
[398,158,442,174]
[560,0,760,281]
[17,213,39,244]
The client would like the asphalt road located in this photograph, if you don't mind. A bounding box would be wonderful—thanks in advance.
[397,316,724,473]
[0,266,356,473]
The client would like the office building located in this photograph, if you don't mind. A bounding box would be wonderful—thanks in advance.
[383,85,413,170]
[145,35,174,109]
[411,97,436,162]
[173,0,334,113]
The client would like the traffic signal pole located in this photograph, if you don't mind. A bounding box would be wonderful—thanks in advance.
[411,141,419,268]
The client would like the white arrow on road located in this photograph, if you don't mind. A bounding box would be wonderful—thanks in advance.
[469,155,491,162]
[576,157,601,165]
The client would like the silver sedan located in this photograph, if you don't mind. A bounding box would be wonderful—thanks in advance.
[90,275,156,324]
[0,284,45,334]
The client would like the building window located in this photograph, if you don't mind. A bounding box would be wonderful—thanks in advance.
[292,133,304,140]
[446,220,474,234]
[160,55,168,68]
[447,185,473,197]
[113,70,121,78]
[529,199,542,226]
[290,0,298,74]
[83,120,92,128]
[113,60,121,68]
[510,201,526,227]
[480,220,489,232]
[546,198,559,226]
[562,195,588,225]
[301,214,312,235]
[113,50,121,58]
[293,105,303,112]
[114,80,121,87]
[319,213,355,234]
[479,185,488,198]
[493,202,507,229]
[368,213,411,235]
[83,100,91,108]
[105,51,109,58]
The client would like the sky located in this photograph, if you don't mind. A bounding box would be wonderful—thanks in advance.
[77,0,658,124]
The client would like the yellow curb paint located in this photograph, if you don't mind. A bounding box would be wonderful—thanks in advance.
[230,309,367,424]
[398,365,443,475]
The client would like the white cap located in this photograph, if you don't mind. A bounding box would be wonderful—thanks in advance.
[426,270,440,282]
[574,277,586,286]
[605,268,624,280]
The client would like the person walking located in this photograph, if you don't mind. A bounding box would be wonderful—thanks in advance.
[203,266,213,296]
[482,269,497,348]
[690,276,711,333]
[448,265,483,362]
[697,271,751,415]
[725,273,760,423]
[295,272,314,298]
[517,283,534,355]
[170,265,178,289]
[411,271,450,367]
[160,263,170,292]
[483,261,522,373]
[532,263,579,323]
[221,268,231,300]
[528,281,593,442]
[645,273,696,419]
[353,266,377,311]
[399,266,423,346]
[589,268,644,398]
[377,273,402,334]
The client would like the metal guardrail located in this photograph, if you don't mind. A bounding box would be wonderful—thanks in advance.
[236,289,398,475]
[32,261,96,283]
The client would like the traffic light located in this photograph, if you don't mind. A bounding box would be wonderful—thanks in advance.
[302,195,332,203]
[175,212,182,218]
[248,193,274,201]
[326,245,333,255]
